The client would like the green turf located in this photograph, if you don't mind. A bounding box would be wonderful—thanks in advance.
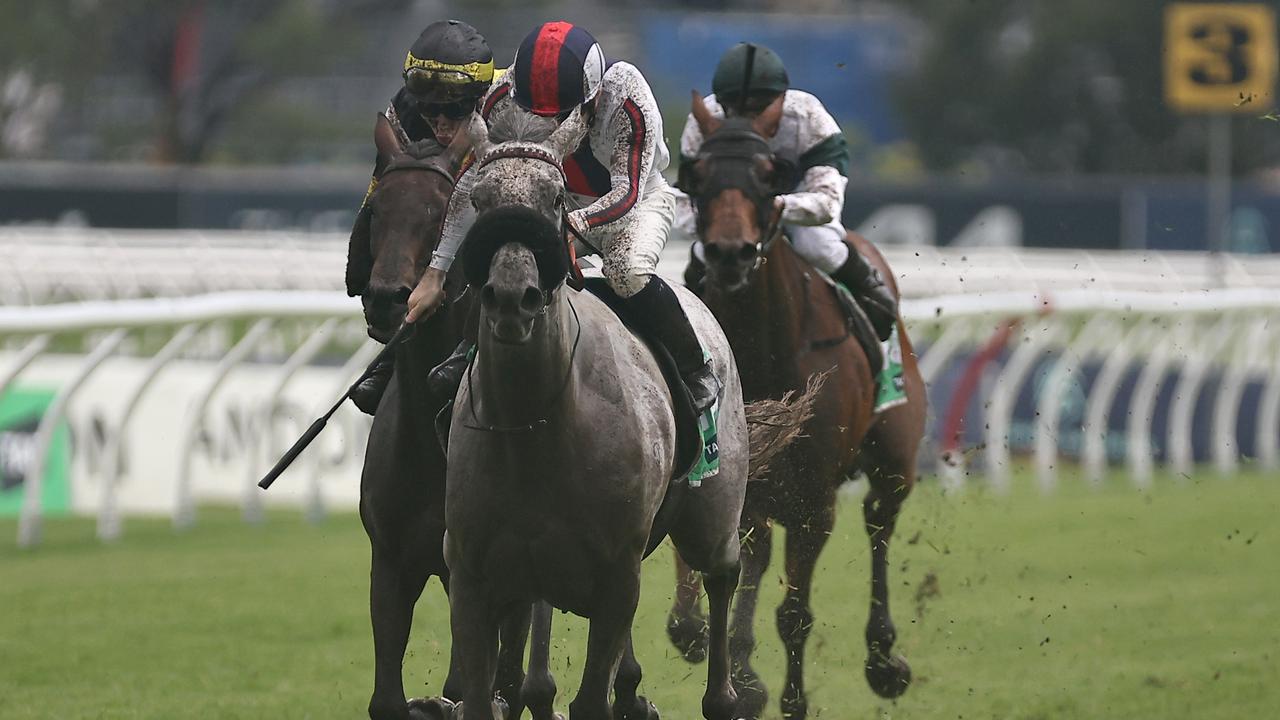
[2,467,1277,719]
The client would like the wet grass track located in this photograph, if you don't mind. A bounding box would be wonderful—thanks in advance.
[2,466,1277,719]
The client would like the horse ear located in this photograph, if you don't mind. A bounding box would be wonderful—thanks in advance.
[691,90,721,137]
[752,94,785,139]
[466,111,493,160]
[546,106,589,159]
[374,113,403,163]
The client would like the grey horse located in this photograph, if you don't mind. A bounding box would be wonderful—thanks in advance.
[440,110,748,720]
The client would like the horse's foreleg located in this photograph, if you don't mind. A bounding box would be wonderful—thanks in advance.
[610,633,658,720]
[730,513,772,720]
[368,547,431,720]
[569,570,640,720]
[495,603,532,719]
[666,549,708,663]
[448,568,503,720]
[776,505,834,720]
[522,601,561,720]
[861,472,914,699]
[700,559,741,720]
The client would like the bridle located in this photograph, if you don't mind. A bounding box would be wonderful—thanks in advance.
[475,144,596,290]
[380,153,458,188]
[687,122,790,275]
[456,143,586,434]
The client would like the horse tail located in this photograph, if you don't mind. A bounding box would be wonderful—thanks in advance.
[743,369,829,482]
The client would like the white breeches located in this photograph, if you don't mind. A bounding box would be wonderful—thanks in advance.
[689,218,850,274]
[572,184,676,298]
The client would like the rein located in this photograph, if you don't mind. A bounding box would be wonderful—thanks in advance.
[380,156,458,188]
[461,296,583,434]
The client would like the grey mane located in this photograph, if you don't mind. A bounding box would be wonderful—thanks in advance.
[488,111,557,144]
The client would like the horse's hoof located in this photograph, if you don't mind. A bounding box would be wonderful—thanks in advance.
[407,697,456,720]
[731,676,767,720]
[637,695,659,720]
[865,652,912,699]
[665,610,708,664]
[613,695,659,720]
[779,690,807,720]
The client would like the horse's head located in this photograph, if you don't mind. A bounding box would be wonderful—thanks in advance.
[357,114,468,339]
[459,109,587,344]
[682,92,790,292]
[466,107,589,229]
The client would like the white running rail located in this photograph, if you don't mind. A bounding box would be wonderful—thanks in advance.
[2,243,1279,545]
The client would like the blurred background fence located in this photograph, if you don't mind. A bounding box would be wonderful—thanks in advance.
[4,234,1280,546]
[2,0,1279,545]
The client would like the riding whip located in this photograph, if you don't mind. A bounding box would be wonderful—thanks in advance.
[258,321,414,490]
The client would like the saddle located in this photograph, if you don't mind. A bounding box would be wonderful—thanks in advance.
[817,272,885,378]
[580,276,702,559]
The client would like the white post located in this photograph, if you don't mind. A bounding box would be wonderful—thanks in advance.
[1206,113,1232,262]
[242,318,339,524]
[98,323,203,542]
[1212,317,1267,476]
[17,329,128,548]
[1167,317,1235,479]
[305,336,382,524]
[173,318,275,530]
[0,334,52,398]
[985,320,1065,491]
[1036,317,1117,491]
[1082,324,1152,484]
[1126,330,1178,488]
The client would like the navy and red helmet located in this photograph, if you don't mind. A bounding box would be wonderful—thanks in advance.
[512,21,605,117]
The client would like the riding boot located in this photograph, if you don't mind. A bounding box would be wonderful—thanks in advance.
[350,355,393,415]
[427,340,473,401]
[683,242,707,296]
[830,249,897,342]
[624,276,722,414]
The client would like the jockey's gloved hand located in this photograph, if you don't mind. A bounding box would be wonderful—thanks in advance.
[566,210,590,241]
[407,267,448,323]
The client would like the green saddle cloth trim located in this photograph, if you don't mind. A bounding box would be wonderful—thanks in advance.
[687,397,721,488]
[687,350,721,488]
[875,323,908,414]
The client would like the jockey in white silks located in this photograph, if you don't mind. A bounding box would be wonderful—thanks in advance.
[674,42,898,341]
[406,21,721,413]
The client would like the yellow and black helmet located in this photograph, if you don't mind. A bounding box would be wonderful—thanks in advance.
[402,20,494,107]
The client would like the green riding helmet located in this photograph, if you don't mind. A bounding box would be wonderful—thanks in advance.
[711,42,789,113]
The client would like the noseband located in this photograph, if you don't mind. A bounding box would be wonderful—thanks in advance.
[476,144,591,292]
[691,125,788,274]
[380,154,458,188]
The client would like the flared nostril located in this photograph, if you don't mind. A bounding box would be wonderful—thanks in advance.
[520,286,543,313]
[704,244,723,261]
[392,286,412,306]
[739,243,759,261]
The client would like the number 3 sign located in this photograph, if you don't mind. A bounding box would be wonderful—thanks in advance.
[1164,3,1277,113]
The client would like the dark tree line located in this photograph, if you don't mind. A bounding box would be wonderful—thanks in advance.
[893,0,1280,176]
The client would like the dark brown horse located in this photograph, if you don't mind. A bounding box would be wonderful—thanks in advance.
[666,95,928,719]
[346,116,528,720]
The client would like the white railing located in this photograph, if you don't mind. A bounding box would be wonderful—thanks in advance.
[6,227,1280,305]
[3,240,1280,546]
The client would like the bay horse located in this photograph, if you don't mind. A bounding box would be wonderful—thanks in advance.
[347,116,529,720]
[440,110,748,720]
[665,94,928,719]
